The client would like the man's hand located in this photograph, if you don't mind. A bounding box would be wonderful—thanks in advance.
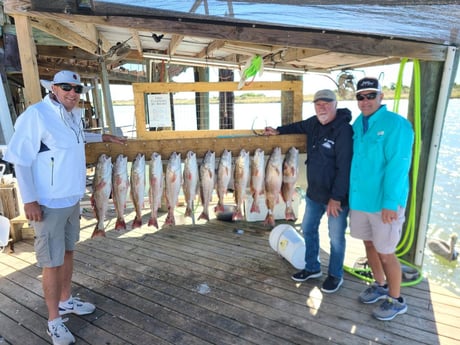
[24,201,43,222]
[382,208,397,224]
[327,199,342,217]
[102,133,127,145]
[263,127,279,136]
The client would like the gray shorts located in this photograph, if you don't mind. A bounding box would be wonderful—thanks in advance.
[32,203,80,268]
[349,207,405,254]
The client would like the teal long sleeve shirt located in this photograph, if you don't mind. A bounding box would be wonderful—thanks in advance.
[350,105,414,213]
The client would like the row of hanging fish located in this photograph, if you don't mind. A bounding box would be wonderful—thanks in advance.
[90,146,299,237]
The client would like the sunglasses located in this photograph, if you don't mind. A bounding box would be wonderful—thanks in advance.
[55,83,83,94]
[356,92,378,101]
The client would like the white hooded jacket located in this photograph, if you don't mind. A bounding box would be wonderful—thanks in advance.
[5,94,87,206]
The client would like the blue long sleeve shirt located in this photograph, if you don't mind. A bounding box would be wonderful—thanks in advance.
[350,105,414,212]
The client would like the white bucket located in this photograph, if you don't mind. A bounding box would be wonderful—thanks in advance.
[0,215,10,251]
[269,224,305,269]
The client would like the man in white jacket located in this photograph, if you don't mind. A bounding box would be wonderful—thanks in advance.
[5,70,125,345]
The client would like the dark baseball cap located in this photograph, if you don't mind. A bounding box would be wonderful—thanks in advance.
[356,77,382,94]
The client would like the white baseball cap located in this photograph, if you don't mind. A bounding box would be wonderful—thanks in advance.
[40,70,92,93]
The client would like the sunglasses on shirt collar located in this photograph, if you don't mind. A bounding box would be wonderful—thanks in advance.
[356,92,378,101]
[55,83,84,94]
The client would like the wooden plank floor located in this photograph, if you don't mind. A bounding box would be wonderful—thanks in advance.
[1,195,459,345]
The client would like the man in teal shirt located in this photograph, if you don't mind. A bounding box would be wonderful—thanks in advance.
[349,77,414,321]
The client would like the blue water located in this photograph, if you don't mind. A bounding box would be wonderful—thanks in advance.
[423,99,460,293]
[113,98,460,293]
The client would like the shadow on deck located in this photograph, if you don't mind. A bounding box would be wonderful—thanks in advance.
[0,198,459,345]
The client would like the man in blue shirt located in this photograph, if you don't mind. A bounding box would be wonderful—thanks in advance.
[350,77,414,321]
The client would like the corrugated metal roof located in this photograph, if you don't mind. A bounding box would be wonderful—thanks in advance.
[99,1,460,45]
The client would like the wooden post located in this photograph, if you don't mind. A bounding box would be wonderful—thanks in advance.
[404,60,444,264]
[13,15,41,107]
[281,74,303,125]
[219,69,234,129]
[194,67,210,130]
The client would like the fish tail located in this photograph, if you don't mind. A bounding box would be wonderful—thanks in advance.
[91,228,106,238]
[115,218,126,230]
[148,216,158,229]
[131,217,142,229]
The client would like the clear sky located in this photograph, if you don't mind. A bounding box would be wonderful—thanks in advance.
[109,62,459,101]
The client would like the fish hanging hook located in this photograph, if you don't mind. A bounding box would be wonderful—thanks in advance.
[251,116,267,136]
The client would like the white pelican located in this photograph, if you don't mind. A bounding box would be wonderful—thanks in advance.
[427,233,458,261]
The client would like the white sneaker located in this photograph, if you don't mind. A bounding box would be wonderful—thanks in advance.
[59,297,96,316]
[47,319,75,345]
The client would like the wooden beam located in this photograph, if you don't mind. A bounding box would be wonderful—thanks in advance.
[77,22,100,49]
[168,34,184,55]
[37,64,146,83]
[85,135,306,165]
[282,47,331,63]
[221,41,284,56]
[46,14,449,61]
[37,45,97,59]
[3,3,448,62]
[30,17,98,55]
[14,15,42,106]
[131,29,143,55]
[132,81,304,139]
[197,39,225,59]
[37,64,100,79]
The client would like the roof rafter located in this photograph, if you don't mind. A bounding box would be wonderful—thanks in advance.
[30,17,98,55]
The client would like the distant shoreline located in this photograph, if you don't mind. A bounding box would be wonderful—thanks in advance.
[113,88,460,106]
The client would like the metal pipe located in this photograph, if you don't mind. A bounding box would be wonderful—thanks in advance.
[100,61,117,135]
[142,52,308,75]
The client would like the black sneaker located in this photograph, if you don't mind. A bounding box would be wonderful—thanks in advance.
[291,270,322,282]
[321,275,344,293]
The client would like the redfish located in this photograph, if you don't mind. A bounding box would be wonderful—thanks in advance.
[148,152,164,229]
[165,152,182,226]
[112,154,129,230]
[250,148,265,213]
[232,149,250,221]
[264,147,282,227]
[130,153,145,229]
[282,146,299,221]
[91,154,112,238]
[198,150,215,221]
[215,149,232,213]
[183,151,199,220]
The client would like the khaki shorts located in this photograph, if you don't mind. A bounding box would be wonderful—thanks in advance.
[32,203,80,268]
[349,207,405,254]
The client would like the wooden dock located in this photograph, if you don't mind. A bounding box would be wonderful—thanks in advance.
[1,196,459,345]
